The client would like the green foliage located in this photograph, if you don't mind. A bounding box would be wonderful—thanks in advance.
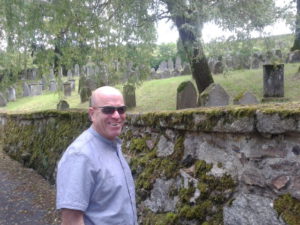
[274,194,300,225]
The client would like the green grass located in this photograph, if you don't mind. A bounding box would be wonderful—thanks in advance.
[1,62,300,114]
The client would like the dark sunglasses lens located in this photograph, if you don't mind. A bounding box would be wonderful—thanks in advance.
[101,106,126,114]
[117,106,126,114]
[101,107,115,114]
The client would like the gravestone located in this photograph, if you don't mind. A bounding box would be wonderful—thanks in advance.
[288,50,300,63]
[67,70,72,79]
[251,53,261,69]
[63,82,72,97]
[78,76,86,94]
[181,63,192,75]
[80,87,91,103]
[7,87,16,102]
[167,58,174,71]
[49,80,57,92]
[175,56,182,71]
[263,64,284,98]
[233,91,259,105]
[29,83,43,96]
[23,82,30,97]
[57,100,69,110]
[49,69,55,80]
[27,68,38,80]
[123,84,136,108]
[74,64,80,76]
[0,92,7,107]
[157,61,168,73]
[176,81,197,110]
[68,79,76,91]
[85,77,98,91]
[213,61,224,74]
[199,83,229,107]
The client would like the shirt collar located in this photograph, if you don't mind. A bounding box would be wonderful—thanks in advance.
[88,126,121,147]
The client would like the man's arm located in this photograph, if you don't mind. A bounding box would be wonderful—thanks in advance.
[61,209,85,225]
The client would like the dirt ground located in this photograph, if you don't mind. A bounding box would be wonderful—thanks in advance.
[0,145,60,225]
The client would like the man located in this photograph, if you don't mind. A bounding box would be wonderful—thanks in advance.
[56,86,137,225]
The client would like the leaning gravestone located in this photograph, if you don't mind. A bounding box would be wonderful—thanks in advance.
[57,100,69,110]
[123,84,136,108]
[176,81,197,110]
[23,82,30,97]
[0,92,7,107]
[233,91,259,105]
[198,83,229,107]
[263,64,284,98]
[63,82,72,97]
[49,80,57,92]
[7,87,16,102]
[29,83,43,96]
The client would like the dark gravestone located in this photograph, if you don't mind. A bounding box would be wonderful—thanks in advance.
[29,83,43,96]
[85,77,98,91]
[57,100,69,110]
[80,87,92,103]
[123,84,136,108]
[213,61,224,74]
[78,76,86,94]
[198,83,229,107]
[176,81,197,110]
[263,64,284,98]
[23,82,30,97]
[63,82,72,97]
[0,92,7,107]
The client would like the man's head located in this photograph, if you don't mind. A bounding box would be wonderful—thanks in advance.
[88,86,126,140]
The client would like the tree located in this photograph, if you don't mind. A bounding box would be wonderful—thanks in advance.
[159,0,280,94]
[291,0,300,50]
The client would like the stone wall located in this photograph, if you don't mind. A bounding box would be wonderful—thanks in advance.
[1,104,300,225]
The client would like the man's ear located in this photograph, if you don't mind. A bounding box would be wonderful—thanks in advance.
[88,107,94,122]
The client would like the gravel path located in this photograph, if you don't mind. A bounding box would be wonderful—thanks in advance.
[0,146,60,225]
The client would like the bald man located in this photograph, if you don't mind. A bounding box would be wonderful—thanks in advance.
[56,86,137,225]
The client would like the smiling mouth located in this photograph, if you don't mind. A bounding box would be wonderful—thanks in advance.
[109,122,122,127]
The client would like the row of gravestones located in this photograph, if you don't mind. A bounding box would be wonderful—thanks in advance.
[176,64,286,109]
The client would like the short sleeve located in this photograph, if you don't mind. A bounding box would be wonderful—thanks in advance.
[56,151,95,211]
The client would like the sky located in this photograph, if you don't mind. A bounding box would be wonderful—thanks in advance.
[156,0,294,44]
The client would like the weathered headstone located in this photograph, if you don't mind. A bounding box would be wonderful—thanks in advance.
[80,87,91,103]
[263,64,284,98]
[123,84,136,108]
[74,64,80,76]
[233,91,259,105]
[63,82,72,97]
[29,83,43,96]
[251,53,261,69]
[198,83,229,107]
[49,80,57,92]
[57,100,69,110]
[288,50,300,63]
[49,68,55,80]
[67,70,72,79]
[68,79,76,91]
[157,61,168,73]
[7,87,16,102]
[176,81,197,110]
[213,61,224,74]
[23,82,30,97]
[167,58,174,71]
[175,56,182,71]
[41,76,47,90]
[181,63,192,75]
[0,92,7,107]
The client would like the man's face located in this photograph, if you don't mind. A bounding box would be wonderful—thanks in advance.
[89,93,126,140]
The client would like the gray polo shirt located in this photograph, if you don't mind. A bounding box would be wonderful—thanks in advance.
[56,127,137,225]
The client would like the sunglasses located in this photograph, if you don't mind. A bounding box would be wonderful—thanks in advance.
[94,106,127,115]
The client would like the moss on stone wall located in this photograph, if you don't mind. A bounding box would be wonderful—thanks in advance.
[274,194,300,225]
[2,110,90,184]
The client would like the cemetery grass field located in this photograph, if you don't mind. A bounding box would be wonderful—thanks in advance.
[2,62,300,114]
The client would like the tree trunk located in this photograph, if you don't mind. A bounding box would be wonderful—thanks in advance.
[291,0,300,51]
[163,1,214,94]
